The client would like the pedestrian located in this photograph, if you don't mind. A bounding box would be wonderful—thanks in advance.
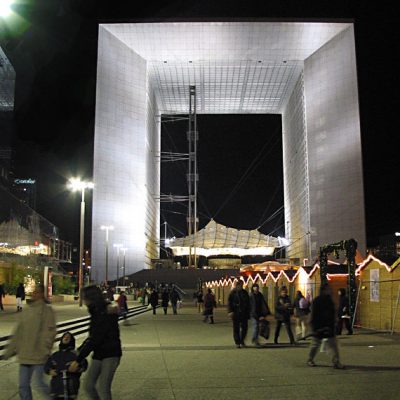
[294,290,310,340]
[228,280,250,348]
[336,288,353,335]
[0,282,5,311]
[197,290,204,314]
[106,287,115,302]
[274,286,295,345]
[16,282,25,312]
[44,332,88,399]
[4,283,57,400]
[141,287,147,306]
[203,288,216,324]
[307,283,344,369]
[69,285,122,400]
[249,283,270,347]
[117,291,129,325]
[170,286,181,315]
[149,288,159,315]
[161,288,169,315]
[192,290,198,307]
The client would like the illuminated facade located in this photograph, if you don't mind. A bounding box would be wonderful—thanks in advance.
[93,22,366,282]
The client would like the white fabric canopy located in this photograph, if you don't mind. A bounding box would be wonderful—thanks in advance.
[168,219,286,257]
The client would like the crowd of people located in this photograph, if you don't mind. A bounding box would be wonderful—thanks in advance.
[2,279,351,398]
[226,280,349,369]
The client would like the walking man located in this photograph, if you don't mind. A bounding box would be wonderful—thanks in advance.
[149,288,159,315]
[228,280,250,348]
[0,282,5,311]
[274,286,295,345]
[161,288,169,315]
[307,283,344,369]
[250,283,270,347]
[4,284,56,399]
[170,285,181,315]
[16,282,25,312]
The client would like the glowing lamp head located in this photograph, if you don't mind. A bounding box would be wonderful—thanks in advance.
[101,225,114,231]
[68,178,94,191]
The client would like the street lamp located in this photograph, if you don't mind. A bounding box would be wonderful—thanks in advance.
[113,243,123,286]
[121,247,128,287]
[68,178,94,306]
[100,225,114,285]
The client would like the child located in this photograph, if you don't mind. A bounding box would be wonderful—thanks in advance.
[44,332,88,399]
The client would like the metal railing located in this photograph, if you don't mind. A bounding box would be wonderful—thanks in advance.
[0,304,153,359]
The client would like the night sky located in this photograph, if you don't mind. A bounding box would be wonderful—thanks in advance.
[1,1,399,251]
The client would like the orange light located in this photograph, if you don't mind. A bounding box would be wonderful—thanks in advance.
[355,254,392,275]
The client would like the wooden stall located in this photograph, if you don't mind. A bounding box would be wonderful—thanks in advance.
[356,255,400,332]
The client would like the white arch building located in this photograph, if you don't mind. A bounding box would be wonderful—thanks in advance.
[92,21,366,282]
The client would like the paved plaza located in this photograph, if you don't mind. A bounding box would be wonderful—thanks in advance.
[1,303,400,399]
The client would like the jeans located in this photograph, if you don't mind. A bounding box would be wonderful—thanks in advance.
[251,317,260,342]
[295,315,308,339]
[19,364,50,400]
[84,357,120,400]
[17,297,23,310]
[308,336,340,365]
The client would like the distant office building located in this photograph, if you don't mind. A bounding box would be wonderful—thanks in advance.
[0,46,15,113]
[0,146,12,186]
[92,21,366,282]
[12,178,37,209]
[375,233,400,259]
[0,46,15,187]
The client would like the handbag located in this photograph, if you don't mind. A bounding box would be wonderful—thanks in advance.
[259,319,270,339]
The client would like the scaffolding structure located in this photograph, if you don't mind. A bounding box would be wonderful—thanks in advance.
[187,86,199,268]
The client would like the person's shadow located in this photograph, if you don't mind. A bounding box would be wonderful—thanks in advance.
[341,365,400,372]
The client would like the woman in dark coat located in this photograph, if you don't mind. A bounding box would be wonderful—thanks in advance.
[149,288,159,315]
[336,288,353,335]
[203,288,216,324]
[69,285,122,400]
[161,289,169,315]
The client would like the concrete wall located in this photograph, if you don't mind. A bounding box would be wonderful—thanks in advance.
[303,26,366,259]
[282,73,311,260]
[92,27,150,282]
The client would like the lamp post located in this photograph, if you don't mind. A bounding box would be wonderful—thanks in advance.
[68,178,94,307]
[113,243,123,286]
[121,247,127,286]
[100,225,114,286]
